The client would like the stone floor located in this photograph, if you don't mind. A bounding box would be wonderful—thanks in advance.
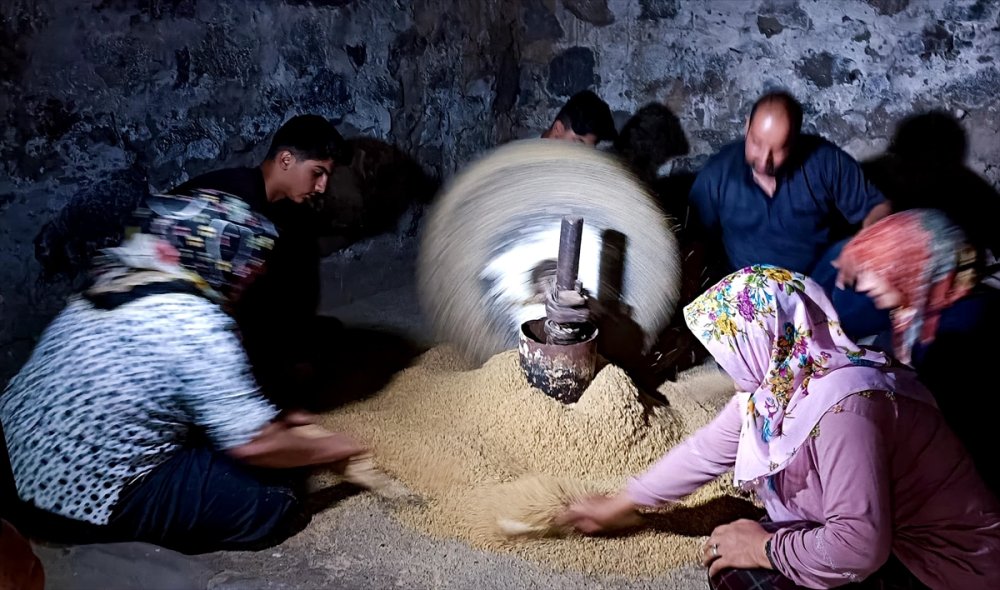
[33,236,712,590]
[37,496,712,590]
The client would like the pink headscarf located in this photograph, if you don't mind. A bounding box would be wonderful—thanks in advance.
[683,265,935,488]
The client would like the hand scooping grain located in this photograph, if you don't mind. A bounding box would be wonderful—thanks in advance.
[289,424,420,503]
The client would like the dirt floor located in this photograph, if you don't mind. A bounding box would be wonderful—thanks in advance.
[34,236,722,590]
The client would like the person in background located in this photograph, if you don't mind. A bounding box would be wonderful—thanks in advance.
[559,265,1000,589]
[541,90,618,147]
[170,114,351,407]
[0,190,365,553]
[688,91,892,341]
[834,208,1000,496]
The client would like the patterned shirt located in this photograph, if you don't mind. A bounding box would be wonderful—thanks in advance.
[0,293,278,525]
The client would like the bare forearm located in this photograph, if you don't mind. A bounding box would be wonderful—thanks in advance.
[862,202,892,227]
[228,422,364,469]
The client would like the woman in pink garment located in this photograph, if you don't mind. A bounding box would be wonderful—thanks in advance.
[559,265,1000,589]
[833,208,1000,496]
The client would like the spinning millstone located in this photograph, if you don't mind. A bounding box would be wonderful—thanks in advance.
[417,139,683,391]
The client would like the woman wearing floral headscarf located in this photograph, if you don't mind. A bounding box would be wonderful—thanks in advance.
[559,265,1000,589]
[834,208,1000,495]
[1,189,366,553]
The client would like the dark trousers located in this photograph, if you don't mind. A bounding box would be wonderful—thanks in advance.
[15,446,308,555]
[106,446,309,554]
[709,555,928,590]
[709,520,929,590]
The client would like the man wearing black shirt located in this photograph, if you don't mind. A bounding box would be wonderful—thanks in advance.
[171,115,350,406]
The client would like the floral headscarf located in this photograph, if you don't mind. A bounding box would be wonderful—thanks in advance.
[85,189,278,309]
[834,209,977,365]
[683,265,933,488]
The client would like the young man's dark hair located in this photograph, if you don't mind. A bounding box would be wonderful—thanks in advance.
[265,114,350,163]
[33,115,349,281]
[748,91,804,138]
[544,90,618,146]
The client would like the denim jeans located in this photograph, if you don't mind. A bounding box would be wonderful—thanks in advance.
[106,445,308,554]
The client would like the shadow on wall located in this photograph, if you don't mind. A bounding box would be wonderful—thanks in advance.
[614,102,690,187]
[316,137,440,255]
[612,102,697,228]
[862,110,1000,258]
[33,166,150,284]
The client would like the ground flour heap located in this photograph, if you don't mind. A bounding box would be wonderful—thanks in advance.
[316,346,761,577]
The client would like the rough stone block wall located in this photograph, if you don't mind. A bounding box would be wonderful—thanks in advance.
[1,0,997,381]
[0,0,510,380]
[518,0,999,176]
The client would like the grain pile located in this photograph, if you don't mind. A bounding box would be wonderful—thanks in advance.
[315,346,760,577]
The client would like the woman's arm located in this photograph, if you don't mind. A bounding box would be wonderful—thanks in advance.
[626,394,743,506]
[768,403,893,588]
[560,395,743,533]
[228,415,365,469]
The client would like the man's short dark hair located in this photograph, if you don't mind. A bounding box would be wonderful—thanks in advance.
[265,114,349,162]
[555,90,618,143]
[749,91,804,136]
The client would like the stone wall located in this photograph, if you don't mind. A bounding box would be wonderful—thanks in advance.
[1,0,998,381]
[0,0,501,380]
[518,0,999,181]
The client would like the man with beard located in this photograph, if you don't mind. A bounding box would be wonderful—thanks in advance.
[687,91,891,339]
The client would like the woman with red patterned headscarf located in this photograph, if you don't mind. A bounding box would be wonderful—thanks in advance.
[834,208,1000,495]
[833,209,979,364]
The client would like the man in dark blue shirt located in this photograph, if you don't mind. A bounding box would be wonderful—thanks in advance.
[689,92,890,274]
[688,91,891,338]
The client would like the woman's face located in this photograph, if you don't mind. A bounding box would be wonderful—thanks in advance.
[853,269,905,310]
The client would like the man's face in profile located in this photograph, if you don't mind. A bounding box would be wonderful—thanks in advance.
[544,120,598,147]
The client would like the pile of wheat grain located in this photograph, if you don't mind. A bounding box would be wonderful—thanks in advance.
[313,346,758,577]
